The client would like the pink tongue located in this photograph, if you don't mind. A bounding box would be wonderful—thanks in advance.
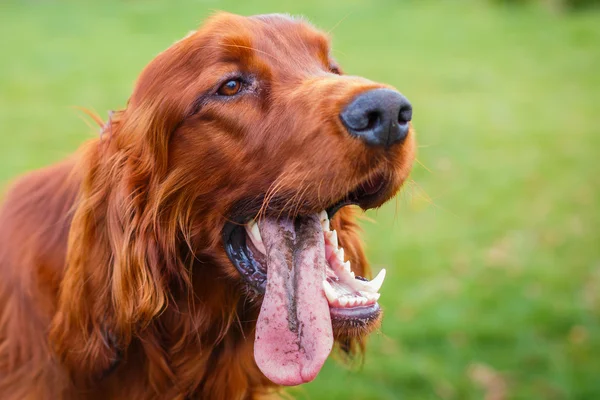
[254,214,333,386]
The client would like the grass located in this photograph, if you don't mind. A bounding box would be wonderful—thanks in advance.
[1,0,599,398]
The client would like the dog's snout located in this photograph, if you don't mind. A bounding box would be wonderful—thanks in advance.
[340,88,412,148]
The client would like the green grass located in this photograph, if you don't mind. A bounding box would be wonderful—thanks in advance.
[1,0,599,398]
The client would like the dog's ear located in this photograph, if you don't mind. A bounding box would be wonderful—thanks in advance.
[48,109,182,385]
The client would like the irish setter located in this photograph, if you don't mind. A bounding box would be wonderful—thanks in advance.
[0,12,415,399]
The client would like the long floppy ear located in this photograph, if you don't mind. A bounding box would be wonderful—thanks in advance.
[48,109,185,384]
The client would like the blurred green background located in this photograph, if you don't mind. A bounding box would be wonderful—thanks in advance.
[1,0,599,399]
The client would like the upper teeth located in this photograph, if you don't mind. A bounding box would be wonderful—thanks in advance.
[319,211,385,303]
[245,219,266,254]
[318,210,328,224]
[244,210,387,307]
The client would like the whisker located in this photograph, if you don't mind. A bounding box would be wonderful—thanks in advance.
[291,174,314,218]
[316,178,325,209]
[71,106,104,128]
[394,192,400,224]
[261,173,296,220]
[257,172,289,222]
[414,158,433,174]
[327,12,353,35]
[277,170,311,220]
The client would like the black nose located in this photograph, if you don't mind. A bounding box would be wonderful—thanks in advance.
[340,88,412,148]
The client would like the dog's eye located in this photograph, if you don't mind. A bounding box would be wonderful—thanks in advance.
[217,79,243,96]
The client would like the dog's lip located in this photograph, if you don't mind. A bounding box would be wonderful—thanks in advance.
[326,171,389,218]
[330,302,381,320]
[222,170,391,231]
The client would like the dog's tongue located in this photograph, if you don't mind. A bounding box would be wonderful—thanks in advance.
[254,214,333,386]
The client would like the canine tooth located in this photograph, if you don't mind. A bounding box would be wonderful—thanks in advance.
[362,269,386,293]
[319,210,328,222]
[246,220,266,254]
[322,280,339,304]
[343,261,351,272]
[338,297,348,307]
[322,218,330,232]
[250,221,262,242]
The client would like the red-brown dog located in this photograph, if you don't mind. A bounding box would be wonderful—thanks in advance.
[0,12,415,399]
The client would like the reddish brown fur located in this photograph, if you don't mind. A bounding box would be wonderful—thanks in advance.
[0,13,415,399]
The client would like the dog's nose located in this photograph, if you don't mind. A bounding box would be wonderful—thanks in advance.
[340,88,412,148]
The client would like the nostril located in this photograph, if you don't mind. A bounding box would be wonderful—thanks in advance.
[364,111,380,131]
[398,105,412,125]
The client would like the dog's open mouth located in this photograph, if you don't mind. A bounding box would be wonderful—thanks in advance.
[222,173,389,386]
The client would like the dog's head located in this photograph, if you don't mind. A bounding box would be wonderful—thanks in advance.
[124,12,415,385]
[54,13,414,387]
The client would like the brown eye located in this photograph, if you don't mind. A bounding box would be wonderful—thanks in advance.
[217,79,243,96]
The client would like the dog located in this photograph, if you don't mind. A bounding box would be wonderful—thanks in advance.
[0,12,415,399]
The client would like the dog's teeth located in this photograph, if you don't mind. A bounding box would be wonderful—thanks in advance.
[336,248,345,262]
[359,291,380,302]
[319,210,328,223]
[338,296,349,307]
[326,243,338,262]
[359,291,381,304]
[319,210,330,232]
[343,260,351,272]
[246,219,266,254]
[322,280,339,304]
[348,298,356,307]
[250,221,261,239]
[361,269,386,293]
[330,230,338,248]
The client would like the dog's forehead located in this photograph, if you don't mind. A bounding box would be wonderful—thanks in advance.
[251,14,330,48]
[195,13,332,63]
